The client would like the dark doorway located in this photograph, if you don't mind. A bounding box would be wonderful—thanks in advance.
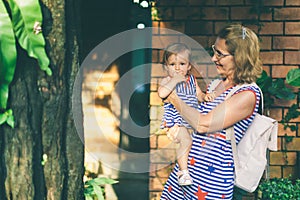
[81,1,151,199]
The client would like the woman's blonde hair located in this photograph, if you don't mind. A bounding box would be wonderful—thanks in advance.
[218,24,262,84]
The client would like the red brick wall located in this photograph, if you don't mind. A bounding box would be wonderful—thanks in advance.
[149,0,300,199]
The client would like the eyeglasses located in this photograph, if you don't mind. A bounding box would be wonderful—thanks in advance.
[211,45,233,59]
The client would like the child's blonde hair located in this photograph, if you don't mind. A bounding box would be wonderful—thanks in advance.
[163,43,192,66]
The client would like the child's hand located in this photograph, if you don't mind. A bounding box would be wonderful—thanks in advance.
[171,72,186,84]
[204,92,216,102]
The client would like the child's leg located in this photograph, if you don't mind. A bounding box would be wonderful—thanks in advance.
[175,126,192,171]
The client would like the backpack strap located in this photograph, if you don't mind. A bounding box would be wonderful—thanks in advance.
[224,83,262,170]
[207,79,222,93]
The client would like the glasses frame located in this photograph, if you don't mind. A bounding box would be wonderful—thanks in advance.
[211,45,233,59]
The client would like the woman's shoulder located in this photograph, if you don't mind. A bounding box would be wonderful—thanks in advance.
[234,83,261,96]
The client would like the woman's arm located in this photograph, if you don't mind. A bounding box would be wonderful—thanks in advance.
[167,89,256,133]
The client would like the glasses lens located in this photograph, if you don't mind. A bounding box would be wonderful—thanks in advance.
[212,45,221,58]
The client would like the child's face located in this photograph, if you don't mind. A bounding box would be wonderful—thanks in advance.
[166,51,191,77]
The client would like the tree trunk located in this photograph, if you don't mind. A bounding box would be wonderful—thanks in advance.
[0,0,84,199]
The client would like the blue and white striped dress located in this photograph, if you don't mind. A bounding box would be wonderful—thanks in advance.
[161,75,200,129]
[160,80,261,200]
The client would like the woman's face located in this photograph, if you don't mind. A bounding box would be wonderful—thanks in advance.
[211,38,235,81]
[166,51,191,77]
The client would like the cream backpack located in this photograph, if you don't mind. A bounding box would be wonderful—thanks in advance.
[209,80,278,192]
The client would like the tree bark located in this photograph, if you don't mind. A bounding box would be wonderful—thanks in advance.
[0,0,84,199]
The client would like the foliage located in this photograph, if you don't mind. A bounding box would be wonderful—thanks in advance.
[256,70,296,109]
[84,177,118,200]
[286,68,300,87]
[281,103,300,132]
[258,176,300,200]
[0,109,14,128]
[0,0,51,127]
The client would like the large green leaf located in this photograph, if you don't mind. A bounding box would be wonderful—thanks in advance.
[0,1,17,109]
[86,177,119,186]
[92,184,104,200]
[286,68,300,87]
[269,79,295,100]
[7,0,52,76]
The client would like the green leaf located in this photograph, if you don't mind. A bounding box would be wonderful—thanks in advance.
[7,0,52,76]
[6,114,14,128]
[84,194,93,200]
[93,184,104,200]
[269,79,295,100]
[88,177,119,185]
[0,113,8,125]
[286,68,300,87]
[0,1,17,109]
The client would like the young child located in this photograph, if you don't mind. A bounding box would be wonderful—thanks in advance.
[158,43,214,186]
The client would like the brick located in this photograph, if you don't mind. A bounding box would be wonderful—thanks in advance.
[176,7,207,20]
[150,91,163,105]
[269,166,282,178]
[150,134,158,148]
[273,36,300,50]
[159,21,185,34]
[274,98,297,107]
[174,7,189,20]
[272,65,298,78]
[188,36,210,48]
[150,79,159,91]
[262,65,271,75]
[285,22,300,35]
[152,35,180,49]
[188,0,215,5]
[264,0,284,6]
[260,11,272,20]
[231,7,258,20]
[217,0,244,5]
[155,164,174,178]
[152,49,160,63]
[284,137,300,151]
[151,63,166,77]
[285,51,300,65]
[149,177,165,190]
[270,152,296,165]
[207,64,219,78]
[260,51,283,64]
[214,22,230,35]
[186,21,213,35]
[157,7,173,20]
[278,123,297,137]
[158,0,188,6]
[202,7,229,20]
[259,22,283,35]
[274,8,300,20]
[152,21,159,29]
[259,36,272,50]
[269,108,282,121]
[286,0,300,6]
[283,166,298,179]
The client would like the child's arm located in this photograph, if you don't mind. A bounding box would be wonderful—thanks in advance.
[196,81,215,102]
[195,81,206,102]
[158,76,183,99]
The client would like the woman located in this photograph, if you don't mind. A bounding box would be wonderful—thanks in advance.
[160,24,262,199]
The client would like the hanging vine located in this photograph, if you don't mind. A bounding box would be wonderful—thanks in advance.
[0,0,51,128]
